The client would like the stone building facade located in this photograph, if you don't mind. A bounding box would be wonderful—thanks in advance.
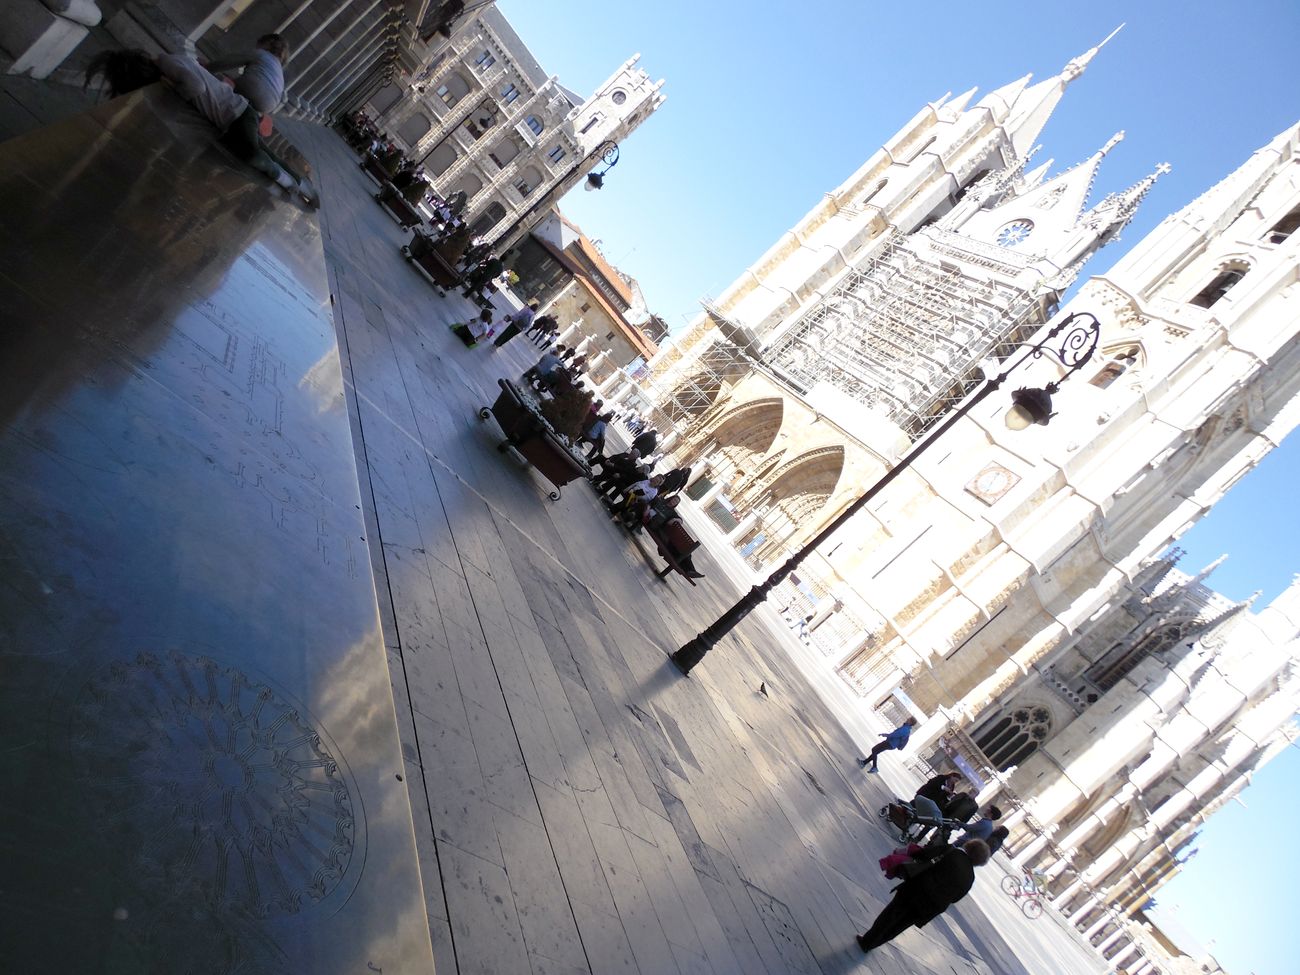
[365,5,664,249]
[603,38,1300,972]
[509,211,659,382]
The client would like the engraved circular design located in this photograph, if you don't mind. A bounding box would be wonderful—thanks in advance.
[67,649,361,919]
[996,219,1034,247]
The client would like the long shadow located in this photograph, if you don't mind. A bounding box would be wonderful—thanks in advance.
[942,907,1035,975]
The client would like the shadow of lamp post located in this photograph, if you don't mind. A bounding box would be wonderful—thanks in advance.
[671,311,1103,675]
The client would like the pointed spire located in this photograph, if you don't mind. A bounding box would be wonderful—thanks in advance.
[1087,161,1171,232]
[1192,554,1229,585]
[1000,28,1123,158]
[1062,24,1125,82]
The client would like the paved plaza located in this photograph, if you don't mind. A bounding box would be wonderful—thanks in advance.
[280,119,1109,975]
[0,78,1107,974]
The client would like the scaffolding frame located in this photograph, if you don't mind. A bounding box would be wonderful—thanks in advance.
[764,229,1052,440]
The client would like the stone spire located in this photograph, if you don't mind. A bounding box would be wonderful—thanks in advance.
[999,25,1124,158]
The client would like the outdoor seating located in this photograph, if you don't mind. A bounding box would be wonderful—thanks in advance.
[375,182,424,228]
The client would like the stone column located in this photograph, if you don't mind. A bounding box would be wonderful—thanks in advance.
[319,27,394,105]
[1068,894,1101,924]
[1011,832,1052,867]
[1096,927,1126,953]
[1050,876,1085,907]
[1108,943,1140,971]
[726,511,761,544]
[287,0,383,89]
[2,0,102,78]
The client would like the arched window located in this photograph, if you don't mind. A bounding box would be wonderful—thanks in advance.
[397,112,431,146]
[452,172,483,202]
[469,201,507,237]
[904,135,936,164]
[1266,206,1300,245]
[515,166,542,198]
[463,105,497,140]
[434,73,470,109]
[489,138,521,169]
[525,115,544,136]
[1090,347,1139,389]
[1190,263,1247,308]
[424,142,457,176]
[862,179,887,206]
[974,704,1053,771]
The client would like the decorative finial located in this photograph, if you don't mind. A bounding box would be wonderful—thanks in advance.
[1100,131,1125,156]
[1155,162,1173,176]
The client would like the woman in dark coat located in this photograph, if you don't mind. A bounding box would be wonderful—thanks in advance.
[857,840,990,954]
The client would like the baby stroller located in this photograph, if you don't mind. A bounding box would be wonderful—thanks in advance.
[878,798,966,845]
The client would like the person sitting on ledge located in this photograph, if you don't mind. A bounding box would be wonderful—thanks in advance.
[85,49,318,207]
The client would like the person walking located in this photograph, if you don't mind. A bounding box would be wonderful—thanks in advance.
[856,840,991,954]
[492,299,539,349]
[631,427,658,457]
[955,805,1003,847]
[858,717,917,774]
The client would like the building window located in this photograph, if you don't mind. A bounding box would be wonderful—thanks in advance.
[862,179,887,206]
[515,177,534,197]
[525,115,544,136]
[611,90,627,105]
[435,83,459,108]
[474,50,496,70]
[996,219,1034,247]
[973,704,1053,771]
[580,113,602,136]
[463,107,496,140]
[580,302,591,313]
[1090,348,1139,389]
[547,145,566,164]
[500,83,519,104]
[1190,264,1247,308]
[1266,206,1300,245]
[605,331,616,341]
[904,135,936,164]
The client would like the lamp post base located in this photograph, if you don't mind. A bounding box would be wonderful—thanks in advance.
[671,637,714,675]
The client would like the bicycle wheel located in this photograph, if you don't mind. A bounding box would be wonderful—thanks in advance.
[1022,897,1044,920]
[1001,876,1021,897]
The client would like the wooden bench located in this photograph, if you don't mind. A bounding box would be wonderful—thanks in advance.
[647,518,701,586]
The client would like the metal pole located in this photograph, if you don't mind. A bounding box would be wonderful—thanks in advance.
[670,312,1100,674]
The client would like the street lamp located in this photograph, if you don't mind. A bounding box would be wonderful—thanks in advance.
[671,312,1102,675]
[584,142,620,190]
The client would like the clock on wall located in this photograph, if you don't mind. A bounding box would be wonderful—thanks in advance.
[996,219,1034,247]
[966,463,1020,504]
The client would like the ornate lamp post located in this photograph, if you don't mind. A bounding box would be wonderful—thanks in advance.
[671,312,1103,675]
[583,142,620,190]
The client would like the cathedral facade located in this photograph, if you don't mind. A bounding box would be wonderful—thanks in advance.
[605,40,1300,971]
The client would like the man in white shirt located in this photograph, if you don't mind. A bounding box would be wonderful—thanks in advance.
[86,48,317,207]
[207,34,288,116]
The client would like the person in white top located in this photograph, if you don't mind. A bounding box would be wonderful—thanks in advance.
[207,34,288,116]
[84,48,318,207]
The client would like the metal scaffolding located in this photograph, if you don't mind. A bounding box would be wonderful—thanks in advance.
[764,229,1051,440]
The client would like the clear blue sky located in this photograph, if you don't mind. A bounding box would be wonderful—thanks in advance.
[496,2,1298,971]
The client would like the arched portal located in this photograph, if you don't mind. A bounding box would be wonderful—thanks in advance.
[741,446,844,561]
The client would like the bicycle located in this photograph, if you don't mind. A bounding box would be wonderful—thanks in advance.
[1000,871,1047,919]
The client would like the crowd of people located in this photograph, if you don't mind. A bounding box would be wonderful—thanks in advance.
[849,720,1013,954]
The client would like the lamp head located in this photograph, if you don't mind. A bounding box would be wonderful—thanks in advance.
[584,171,604,191]
[1005,387,1055,429]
